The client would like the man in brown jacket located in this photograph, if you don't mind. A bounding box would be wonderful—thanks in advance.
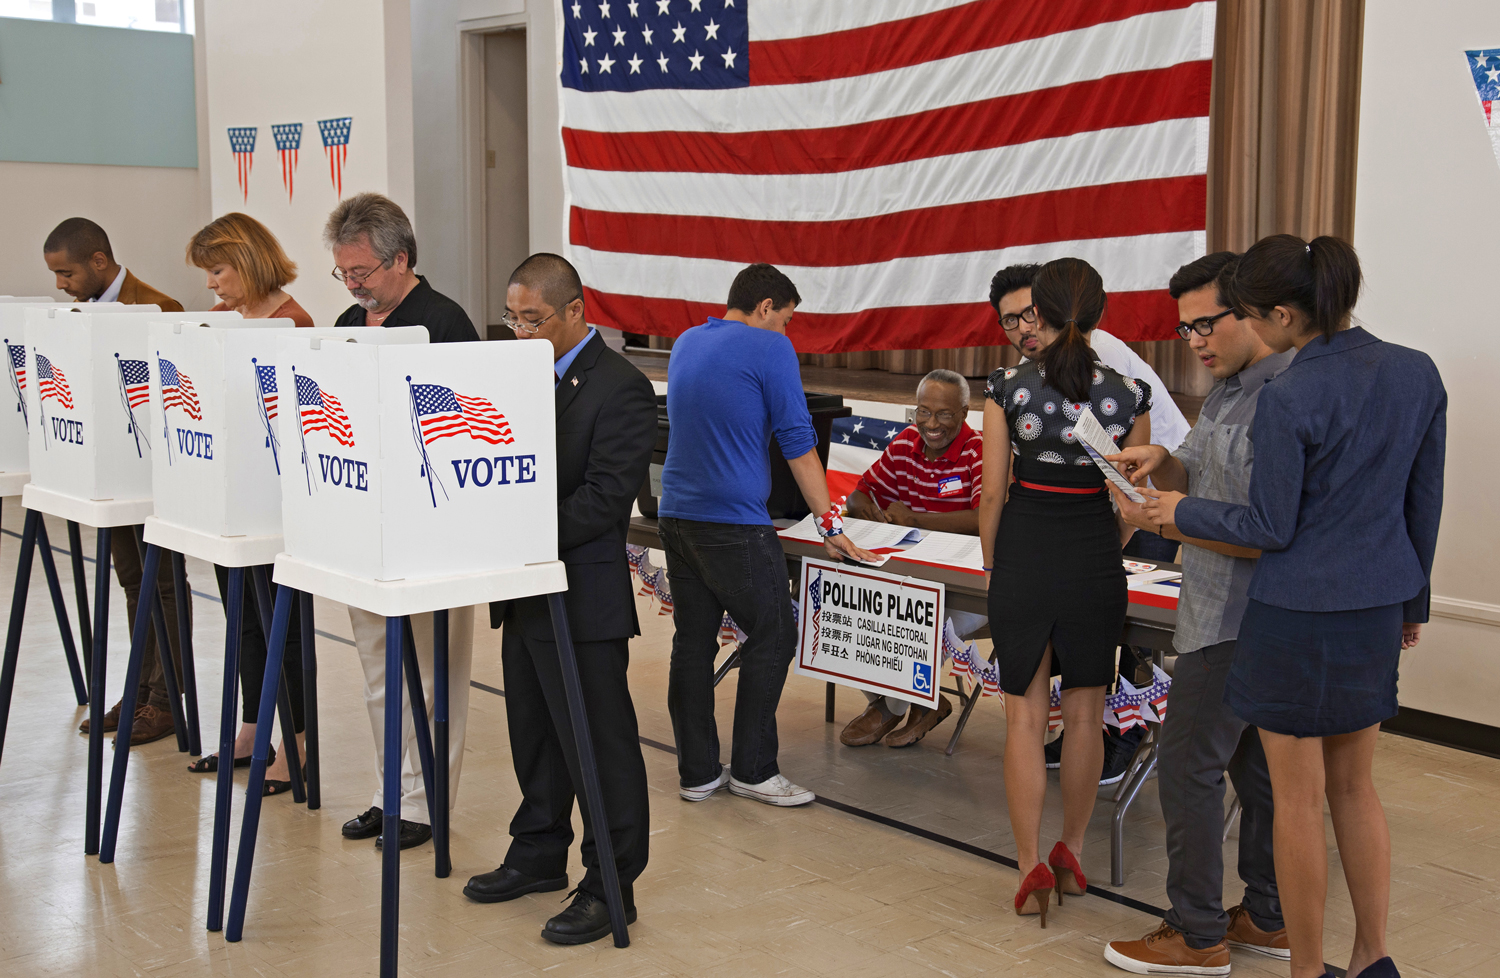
[42,217,192,745]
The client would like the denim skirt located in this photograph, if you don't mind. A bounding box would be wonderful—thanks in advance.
[1225,599,1402,738]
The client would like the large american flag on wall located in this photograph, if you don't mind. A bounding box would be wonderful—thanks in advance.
[559,0,1213,350]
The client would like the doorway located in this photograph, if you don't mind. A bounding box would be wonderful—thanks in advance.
[483,29,529,339]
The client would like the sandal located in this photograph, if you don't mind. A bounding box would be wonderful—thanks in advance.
[188,746,274,773]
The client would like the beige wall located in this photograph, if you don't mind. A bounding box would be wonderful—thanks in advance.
[1354,0,1500,726]
[0,160,211,309]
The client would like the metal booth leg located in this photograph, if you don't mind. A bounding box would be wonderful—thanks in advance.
[299,591,320,810]
[399,616,438,833]
[251,568,304,803]
[100,543,165,863]
[547,591,630,948]
[34,520,88,706]
[433,609,450,879]
[67,521,93,682]
[380,615,404,978]
[172,552,202,756]
[0,509,42,771]
[207,566,246,932]
[225,584,296,943]
[85,528,112,855]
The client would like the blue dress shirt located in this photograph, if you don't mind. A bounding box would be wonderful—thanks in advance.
[554,327,597,387]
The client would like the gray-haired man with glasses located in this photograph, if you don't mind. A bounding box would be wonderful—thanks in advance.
[324,192,481,853]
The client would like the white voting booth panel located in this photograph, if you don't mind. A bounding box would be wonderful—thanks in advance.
[23,308,243,510]
[0,302,129,480]
[275,332,559,603]
[145,319,299,555]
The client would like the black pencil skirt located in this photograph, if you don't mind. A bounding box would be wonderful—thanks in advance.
[986,459,1126,696]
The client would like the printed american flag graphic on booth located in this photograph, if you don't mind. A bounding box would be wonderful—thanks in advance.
[559,0,1214,350]
[36,354,73,409]
[410,383,515,446]
[158,358,202,420]
[295,374,354,447]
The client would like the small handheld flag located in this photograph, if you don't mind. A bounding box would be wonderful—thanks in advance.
[317,117,353,198]
[271,122,303,203]
[228,126,257,203]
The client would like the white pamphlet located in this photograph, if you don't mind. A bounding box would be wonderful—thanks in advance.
[778,514,920,565]
[1073,406,1145,503]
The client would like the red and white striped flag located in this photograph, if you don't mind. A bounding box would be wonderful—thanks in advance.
[560,1,1213,350]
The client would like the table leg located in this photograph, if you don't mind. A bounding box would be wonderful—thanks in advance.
[172,552,201,756]
[225,584,295,943]
[0,509,40,772]
[1110,749,1158,888]
[380,615,404,978]
[207,566,245,932]
[34,520,87,706]
[133,529,188,754]
[100,542,164,863]
[399,617,437,831]
[67,521,92,683]
[433,609,449,879]
[299,591,320,810]
[251,568,304,803]
[85,528,111,856]
[547,592,630,948]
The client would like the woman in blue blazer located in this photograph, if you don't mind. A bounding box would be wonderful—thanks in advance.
[1141,234,1445,978]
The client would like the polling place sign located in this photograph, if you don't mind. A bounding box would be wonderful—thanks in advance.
[793,557,944,710]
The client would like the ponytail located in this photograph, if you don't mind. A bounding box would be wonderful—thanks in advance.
[1033,257,1105,403]
[1231,233,1362,340]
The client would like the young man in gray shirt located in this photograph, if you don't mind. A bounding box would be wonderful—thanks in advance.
[1102,254,1295,975]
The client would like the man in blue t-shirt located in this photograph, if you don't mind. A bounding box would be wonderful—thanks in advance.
[658,263,873,808]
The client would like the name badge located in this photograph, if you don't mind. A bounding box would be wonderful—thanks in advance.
[937,476,964,497]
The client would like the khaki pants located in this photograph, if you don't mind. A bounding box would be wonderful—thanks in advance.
[348,606,474,824]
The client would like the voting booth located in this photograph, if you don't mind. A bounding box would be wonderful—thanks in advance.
[21,307,243,517]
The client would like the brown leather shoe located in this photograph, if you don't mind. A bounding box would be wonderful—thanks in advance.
[1104,922,1230,975]
[883,695,953,748]
[112,704,176,747]
[79,700,123,735]
[839,702,901,746]
[1226,904,1290,959]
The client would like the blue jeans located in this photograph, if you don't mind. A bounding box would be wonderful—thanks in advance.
[658,519,797,787]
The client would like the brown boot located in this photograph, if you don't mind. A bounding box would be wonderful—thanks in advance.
[112,703,176,747]
[1226,904,1290,960]
[839,702,901,746]
[79,700,123,735]
[1104,923,1229,975]
[882,695,953,748]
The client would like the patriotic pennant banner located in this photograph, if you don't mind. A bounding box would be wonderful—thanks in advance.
[1467,48,1500,171]
[317,116,353,199]
[115,355,151,458]
[228,126,257,203]
[271,122,303,203]
[559,0,1215,351]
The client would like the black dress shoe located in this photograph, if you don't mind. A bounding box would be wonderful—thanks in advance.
[541,889,637,945]
[375,819,433,850]
[463,864,568,904]
[342,806,383,840]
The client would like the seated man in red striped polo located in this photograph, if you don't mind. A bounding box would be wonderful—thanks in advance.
[841,368,983,748]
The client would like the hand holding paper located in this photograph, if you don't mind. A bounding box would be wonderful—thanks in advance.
[1137,487,1186,526]
[1072,406,1145,503]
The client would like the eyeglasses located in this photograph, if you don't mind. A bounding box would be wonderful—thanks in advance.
[1175,308,1235,340]
[999,305,1037,332]
[501,295,582,334]
[912,408,960,425]
[331,259,391,285]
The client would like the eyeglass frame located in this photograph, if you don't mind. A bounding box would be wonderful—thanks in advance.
[501,294,584,334]
[330,257,393,286]
[1175,308,1236,340]
[998,304,1038,332]
[912,407,962,426]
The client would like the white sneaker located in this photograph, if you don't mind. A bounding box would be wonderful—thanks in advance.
[728,773,815,807]
[679,770,730,802]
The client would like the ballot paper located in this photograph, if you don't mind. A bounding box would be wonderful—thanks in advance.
[1073,406,1145,503]
[891,530,986,574]
[778,514,921,565]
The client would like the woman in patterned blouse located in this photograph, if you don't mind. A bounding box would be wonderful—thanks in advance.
[977,257,1154,927]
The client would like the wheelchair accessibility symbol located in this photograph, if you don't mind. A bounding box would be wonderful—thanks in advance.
[912,661,933,696]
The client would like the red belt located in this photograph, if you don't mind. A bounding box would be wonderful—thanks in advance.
[1017,480,1104,495]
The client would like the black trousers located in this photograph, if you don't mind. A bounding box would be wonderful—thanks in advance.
[1159,640,1281,947]
[213,565,304,732]
[111,528,192,712]
[658,518,797,787]
[500,619,649,904]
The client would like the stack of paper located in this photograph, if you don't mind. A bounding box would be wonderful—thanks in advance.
[777,514,922,565]
[891,531,986,573]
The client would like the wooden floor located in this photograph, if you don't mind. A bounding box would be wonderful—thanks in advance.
[1,508,1497,977]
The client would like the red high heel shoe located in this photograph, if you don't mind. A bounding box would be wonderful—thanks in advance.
[1014,863,1056,927]
[1047,841,1087,903]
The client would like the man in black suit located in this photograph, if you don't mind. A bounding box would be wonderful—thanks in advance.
[462,254,657,946]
